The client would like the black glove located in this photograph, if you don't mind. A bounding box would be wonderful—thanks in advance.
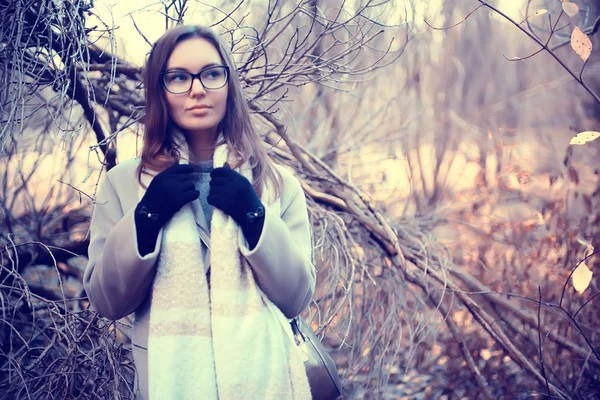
[208,164,265,249]
[135,163,200,256]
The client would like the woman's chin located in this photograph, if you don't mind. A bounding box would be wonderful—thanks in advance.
[180,121,219,135]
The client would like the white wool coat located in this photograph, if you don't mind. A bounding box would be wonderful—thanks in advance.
[83,158,316,399]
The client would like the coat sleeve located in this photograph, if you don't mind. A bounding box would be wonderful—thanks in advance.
[83,173,163,320]
[239,176,316,319]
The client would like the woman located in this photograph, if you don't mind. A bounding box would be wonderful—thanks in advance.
[84,25,315,400]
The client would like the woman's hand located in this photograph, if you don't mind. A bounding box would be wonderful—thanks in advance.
[135,163,201,256]
[138,163,201,227]
[208,165,265,248]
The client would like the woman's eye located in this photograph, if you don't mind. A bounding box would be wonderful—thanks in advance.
[168,73,189,82]
[204,69,223,80]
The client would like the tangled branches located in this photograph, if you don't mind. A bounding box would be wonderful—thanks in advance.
[0,248,134,399]
[0,0,101,154]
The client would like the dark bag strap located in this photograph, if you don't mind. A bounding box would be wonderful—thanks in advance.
[290,317,343,398]
[290,317,306,344]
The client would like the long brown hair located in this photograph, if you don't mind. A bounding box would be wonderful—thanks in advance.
[139,25,280,197]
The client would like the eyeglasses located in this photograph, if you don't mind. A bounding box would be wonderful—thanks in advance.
[161,65,229,94]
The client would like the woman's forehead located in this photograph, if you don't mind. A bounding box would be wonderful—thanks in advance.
[166,38,222,70]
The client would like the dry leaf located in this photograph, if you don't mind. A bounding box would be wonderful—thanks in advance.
[562,1,579,17]
[570,131,600,145]
[481,349,492,361]
[572,263,593,294]
[571,27,592,61]
[533,9,548,17]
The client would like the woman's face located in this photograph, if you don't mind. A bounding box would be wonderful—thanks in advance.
[164,37,228,138]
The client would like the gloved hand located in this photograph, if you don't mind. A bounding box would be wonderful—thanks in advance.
[208,164,265,249]
[135,163,201,256]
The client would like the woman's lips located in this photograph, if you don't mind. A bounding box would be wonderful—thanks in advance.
[188,106,210,115]
[188,105,210,110]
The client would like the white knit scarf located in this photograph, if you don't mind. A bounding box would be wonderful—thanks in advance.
[140,134,312,400]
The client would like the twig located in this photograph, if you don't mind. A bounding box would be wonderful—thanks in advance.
[435,298,495,400]
[423,4,484,30]
[538,286,551,397]
[129,15,153,47]
[57,180,95,202]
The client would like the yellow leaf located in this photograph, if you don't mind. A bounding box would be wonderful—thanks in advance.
[572,263,593,294]
[562,1,579,17]
[571,27,592,61]
[570,131,600,145]
[533,9,548,17]
[481,349,492,361]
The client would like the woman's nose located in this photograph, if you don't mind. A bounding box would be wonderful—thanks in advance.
[189,76,207,96]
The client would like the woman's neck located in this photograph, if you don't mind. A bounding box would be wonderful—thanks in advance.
[187,129,217,162]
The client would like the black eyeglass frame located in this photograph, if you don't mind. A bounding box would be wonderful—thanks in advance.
[160,65,230,94]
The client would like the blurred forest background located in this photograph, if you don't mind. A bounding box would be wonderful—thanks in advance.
[1,0,600,399]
